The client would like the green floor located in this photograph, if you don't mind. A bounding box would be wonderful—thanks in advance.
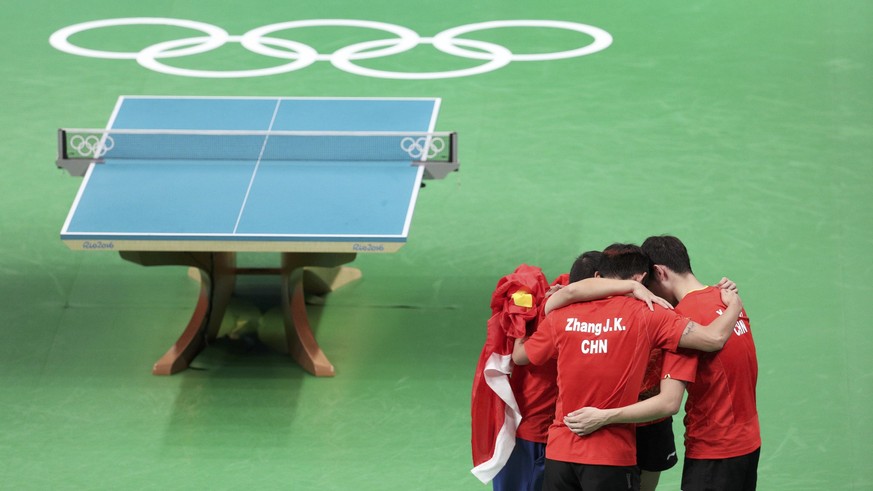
[2,1,871,489]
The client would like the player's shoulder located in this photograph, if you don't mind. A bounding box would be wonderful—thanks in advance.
[597,295,641,310]
[677,286,723,311]
[608,295,671,314]
[685,285,720,301]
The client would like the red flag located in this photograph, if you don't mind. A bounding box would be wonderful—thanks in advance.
[470,265,550,483]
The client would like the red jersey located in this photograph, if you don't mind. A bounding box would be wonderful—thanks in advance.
[511,359,557,442]
[660,350,697,383]
[640,349,697,399]
[471,265,564,482]
[668,286,760,459]
[524,296,691,466]
[512,273,567,442]
[640,349,666,400]
[637,347,697,426]
[471,265,550,482]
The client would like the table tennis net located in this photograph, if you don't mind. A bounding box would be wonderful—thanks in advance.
[58,129,457,164]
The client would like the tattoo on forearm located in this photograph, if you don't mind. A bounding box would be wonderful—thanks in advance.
[683,322,696,337]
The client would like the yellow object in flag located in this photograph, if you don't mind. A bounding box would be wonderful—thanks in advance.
[511,290,533,308]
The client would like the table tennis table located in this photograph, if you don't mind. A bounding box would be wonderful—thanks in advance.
[57,96,458,377]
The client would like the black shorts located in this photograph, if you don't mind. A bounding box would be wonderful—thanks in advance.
[542,459,640,491]
[635,417,678,472]
[681,447,760,491]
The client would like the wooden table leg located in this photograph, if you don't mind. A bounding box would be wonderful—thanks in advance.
[120,251,236,375]
[120,251,360,376]
[280,253,359,377]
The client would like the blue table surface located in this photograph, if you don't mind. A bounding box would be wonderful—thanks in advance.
[61,96,441,247]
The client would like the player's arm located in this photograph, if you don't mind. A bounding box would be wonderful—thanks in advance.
[514,316,558,366]
[511,337,530,365]
[677,289,743,352]
[563,378,687,436]
[544,278,672,314]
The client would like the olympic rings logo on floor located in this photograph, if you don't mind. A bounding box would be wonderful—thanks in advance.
[49,18,613,79]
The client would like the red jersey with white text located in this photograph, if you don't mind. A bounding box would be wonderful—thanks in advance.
[667,286,760,459]
[523,296,691,466]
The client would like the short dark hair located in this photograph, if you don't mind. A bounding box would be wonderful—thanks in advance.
[569,250,602,282]
[641,235,693,274]
[598,243,652,280]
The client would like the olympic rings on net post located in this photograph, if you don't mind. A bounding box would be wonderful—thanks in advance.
[49,18,614,79]
[400,136,446,160]
[69,134,114,158]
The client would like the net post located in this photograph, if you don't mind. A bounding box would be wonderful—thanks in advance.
[422,132,460,180]
[56,128,97,177]
[450,131,458,165]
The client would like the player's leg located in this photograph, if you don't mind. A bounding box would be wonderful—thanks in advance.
[492,438,546,491]
[530,440,546,491]
[681,448,760,491]
[578,464,640,491]
[541,459,584,491]
[635,418,679,491]
[640,471,661,491]
[739,448,760,490]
